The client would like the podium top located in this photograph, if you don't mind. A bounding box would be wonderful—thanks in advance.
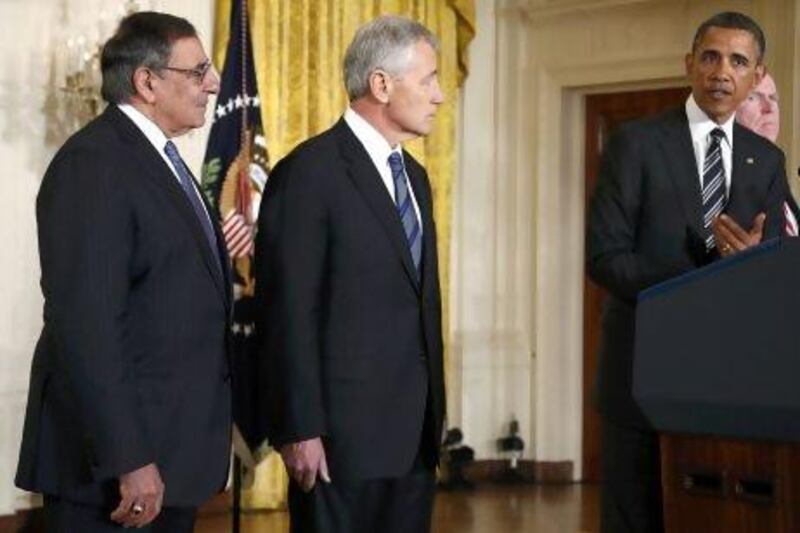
[634,236,800,443]
[638,237,782,303]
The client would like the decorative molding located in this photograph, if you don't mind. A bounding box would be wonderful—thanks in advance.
[499,0,659,24]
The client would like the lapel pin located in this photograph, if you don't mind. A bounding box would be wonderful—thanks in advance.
[746,157,755,165]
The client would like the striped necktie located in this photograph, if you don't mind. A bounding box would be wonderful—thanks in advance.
[702,128,727,251]
[388,152,422,275]
[164,140,221,272]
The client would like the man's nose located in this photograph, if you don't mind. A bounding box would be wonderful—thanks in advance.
[205,66,221,94]
[711,59,733,81]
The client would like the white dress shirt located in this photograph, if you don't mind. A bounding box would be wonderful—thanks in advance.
[343,107,423,227]
[685,94,735,195]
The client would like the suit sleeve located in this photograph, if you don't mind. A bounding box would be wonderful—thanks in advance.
[255,154,328,446]
[37,148,153,480]
[586,128,686,301]
[763,149,791,239]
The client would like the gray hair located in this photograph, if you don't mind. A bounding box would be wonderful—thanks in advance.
[101,11,197,104]
[343,15,438,102]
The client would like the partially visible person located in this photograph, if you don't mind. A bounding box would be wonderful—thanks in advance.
[736,72,798,235]
[15,11,232,532]
[255,15,446,533]
[736,72,779,142]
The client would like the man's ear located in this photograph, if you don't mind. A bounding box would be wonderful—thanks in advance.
[131,67,157,104]
[367,69,392,104]
[684,52,694,77]
[753,63,765,87]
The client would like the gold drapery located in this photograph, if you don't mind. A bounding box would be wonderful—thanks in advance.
[212,0,474,509]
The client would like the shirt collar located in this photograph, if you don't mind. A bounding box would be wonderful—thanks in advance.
[685,94,735,148]
[117,103,171,153]
[343,107,403,170]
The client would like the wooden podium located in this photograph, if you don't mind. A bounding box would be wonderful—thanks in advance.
[634,238,800,533]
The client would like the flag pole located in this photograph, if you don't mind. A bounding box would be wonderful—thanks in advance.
[232,3,248,532]
[232,454,242,533]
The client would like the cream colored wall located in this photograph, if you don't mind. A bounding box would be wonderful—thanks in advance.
[0,0,215,515]
[452,0,799,476]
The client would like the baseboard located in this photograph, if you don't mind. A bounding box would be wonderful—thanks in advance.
[459,459,574,484]
[0,508,44,531]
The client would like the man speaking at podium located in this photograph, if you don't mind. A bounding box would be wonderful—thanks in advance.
[586,11,790,533]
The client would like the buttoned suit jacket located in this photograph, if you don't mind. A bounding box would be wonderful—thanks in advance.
[15,105,233,506]
[254,118,445,481]
[587,107,789,428]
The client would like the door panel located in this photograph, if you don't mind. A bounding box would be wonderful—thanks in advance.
[582,87,691,482]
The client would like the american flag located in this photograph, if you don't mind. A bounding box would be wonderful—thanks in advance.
[784,201,798,237]
[223,211,255,258]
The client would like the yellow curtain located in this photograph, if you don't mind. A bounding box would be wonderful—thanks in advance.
[212,0,475,510]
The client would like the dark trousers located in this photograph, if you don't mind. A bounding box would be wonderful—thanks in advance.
[43,495,196,533]
[600,418,664,533]
[288,459,436,533]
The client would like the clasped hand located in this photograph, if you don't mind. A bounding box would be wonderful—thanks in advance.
[712,212,765,257]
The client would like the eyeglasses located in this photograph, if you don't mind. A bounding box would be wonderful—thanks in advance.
[160,61,213,84]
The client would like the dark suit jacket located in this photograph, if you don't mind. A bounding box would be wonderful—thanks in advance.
[587,107,789,428]
[254,118,445,481]
[15,105,233,506]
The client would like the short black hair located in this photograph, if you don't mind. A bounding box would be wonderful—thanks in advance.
[692,12,766,63]
[100,11,197,104]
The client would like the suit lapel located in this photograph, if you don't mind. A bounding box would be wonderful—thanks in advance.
[658,109,705,239]
[107,106,229,306]
[333,120,421,293]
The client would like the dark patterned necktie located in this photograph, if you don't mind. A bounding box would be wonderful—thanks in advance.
[702,128,727,251]
[388,152,422,275]
[164,140,221,271]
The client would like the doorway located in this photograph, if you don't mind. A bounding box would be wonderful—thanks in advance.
[582,86,691,482]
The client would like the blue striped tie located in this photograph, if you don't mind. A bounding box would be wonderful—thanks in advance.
[702,128,727,251]
[388,152,422,275]
[164,140,221,271]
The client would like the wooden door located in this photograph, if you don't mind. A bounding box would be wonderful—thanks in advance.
[582,86,691,482]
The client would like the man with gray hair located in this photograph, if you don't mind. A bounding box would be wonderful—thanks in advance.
[16,11,231,532]
[255,15,445,532]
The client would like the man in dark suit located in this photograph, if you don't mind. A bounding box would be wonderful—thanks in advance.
[254,15,445,533]
[587,11,789,533]
[15,12,232,532]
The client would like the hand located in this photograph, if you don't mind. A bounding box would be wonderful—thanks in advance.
[712,212,765,257]
[279,437,331,492]
[110,462,164,528]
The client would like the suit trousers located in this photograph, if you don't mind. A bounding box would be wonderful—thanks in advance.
[600,417,664,533]
[288,457,436,533]
[43,495,196,533]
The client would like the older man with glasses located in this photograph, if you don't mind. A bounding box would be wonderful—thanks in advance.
[15,11,231,532]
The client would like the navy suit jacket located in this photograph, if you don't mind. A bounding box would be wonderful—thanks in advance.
[255,119,445,481]
[16,105,233,506]
[587,107,789,428]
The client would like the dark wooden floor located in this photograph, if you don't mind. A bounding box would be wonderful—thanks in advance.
[197,483,600,533]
